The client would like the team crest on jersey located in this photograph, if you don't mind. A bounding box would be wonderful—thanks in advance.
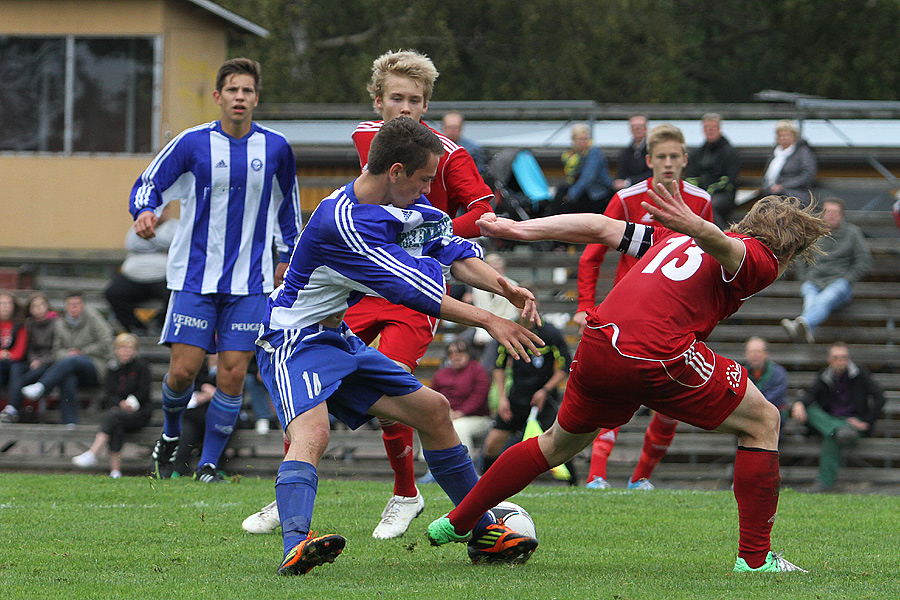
[251,158,263,171]
[397,213,453,250]
[726,361,743,389]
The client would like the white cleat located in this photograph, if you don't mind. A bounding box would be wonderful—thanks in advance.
[372,490,425,539]
[242,500,280,534]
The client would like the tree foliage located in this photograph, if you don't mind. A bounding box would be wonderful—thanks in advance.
[219,0,900,103]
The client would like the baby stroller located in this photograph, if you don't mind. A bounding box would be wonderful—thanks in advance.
[490,149,552,221]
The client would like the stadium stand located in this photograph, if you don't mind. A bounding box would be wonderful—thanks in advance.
[0,209,897,493]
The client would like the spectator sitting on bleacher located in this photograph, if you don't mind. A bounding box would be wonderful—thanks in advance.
[442,111,489,180]
[71,333,153,478]
[760,119,817,204]
[743,336,789,414]
[0,292,27,408]
[790,342,885,493]
[104,204,176,335]
[434,341,492,456]
[548,123,615,215]
[781,197,872,344]
[613,114,652,192]
[684,113,741,229]
[2,293,57,423]
[20,291,114,426]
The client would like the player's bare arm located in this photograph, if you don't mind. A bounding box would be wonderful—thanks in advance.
[477,213,627,247]
[439,294,544,362]
[449,257,541,325]
[134,210,158,240]
[274,262,289,288]
[643,182,745,273]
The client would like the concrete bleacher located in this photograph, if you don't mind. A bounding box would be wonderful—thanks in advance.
[0,209,897,492]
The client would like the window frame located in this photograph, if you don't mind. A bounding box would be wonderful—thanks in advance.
[0,34,162,156]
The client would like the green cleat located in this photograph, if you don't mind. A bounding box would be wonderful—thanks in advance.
[278,533,346,576]
[734,551,808,573]
[426,515,472,546]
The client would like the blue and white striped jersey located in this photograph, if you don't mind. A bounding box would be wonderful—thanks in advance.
[129,121,302,295]
[264,181,483,332]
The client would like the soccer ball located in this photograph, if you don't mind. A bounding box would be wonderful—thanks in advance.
[488,501,536,540]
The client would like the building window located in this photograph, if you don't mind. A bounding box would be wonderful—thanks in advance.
[0,35,157,154]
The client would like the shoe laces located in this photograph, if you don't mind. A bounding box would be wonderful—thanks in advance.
[771,551,808,573]
[380,499,404,524]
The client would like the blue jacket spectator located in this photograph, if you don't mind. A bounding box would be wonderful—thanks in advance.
[550,123,614,215]
[743,336,789,411]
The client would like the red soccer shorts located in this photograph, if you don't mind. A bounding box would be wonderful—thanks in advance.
[557,327,747,434]
[343,296,439,372]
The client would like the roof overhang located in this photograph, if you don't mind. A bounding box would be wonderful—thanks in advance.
[185,0,269,37]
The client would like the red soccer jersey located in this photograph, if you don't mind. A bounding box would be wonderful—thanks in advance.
[587,229,779,360]
[353,120,494,238]
[576,178,713,312]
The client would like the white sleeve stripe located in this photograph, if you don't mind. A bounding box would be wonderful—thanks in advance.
[342,204,445,300]
[333,198,444,302]
[334,198,443,300]
[133,123,211,210]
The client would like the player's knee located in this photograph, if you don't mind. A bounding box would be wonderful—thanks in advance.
[760,401,781,436]
[167,364,197,391]
[410,389,452,434]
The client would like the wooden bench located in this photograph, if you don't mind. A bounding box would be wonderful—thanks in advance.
[0,422,400,479]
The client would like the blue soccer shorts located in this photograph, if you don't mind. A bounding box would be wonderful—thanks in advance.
[256,322,423,431]
[160,290,266,353]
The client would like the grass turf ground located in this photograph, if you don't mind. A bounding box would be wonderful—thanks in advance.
[1,473,898,599]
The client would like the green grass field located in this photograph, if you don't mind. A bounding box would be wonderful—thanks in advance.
[2,472,898,599]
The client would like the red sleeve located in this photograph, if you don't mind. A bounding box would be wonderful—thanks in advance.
[9,325,27,361]
[577,244,610,312]
[700,199,714,222]
[575,193,628,311]
[443,149,494,238]
[351,123,378,170]
[452,200,494,238]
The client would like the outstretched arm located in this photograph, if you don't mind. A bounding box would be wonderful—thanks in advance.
[439,295,543,362]
[642,182,745,274]
[476,213,626,246]
[449,257,541,325]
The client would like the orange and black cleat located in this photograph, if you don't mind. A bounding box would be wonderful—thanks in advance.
[278,532,346,576]
[466,522,538,565]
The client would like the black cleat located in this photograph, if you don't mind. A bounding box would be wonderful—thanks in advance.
[466,522,538,565]
[149,434,179,479]
[278,533,346,576]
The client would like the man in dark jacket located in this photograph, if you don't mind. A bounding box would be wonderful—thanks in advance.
[791,342,885,493]
[613,114,652,192]
[685,113,741,228]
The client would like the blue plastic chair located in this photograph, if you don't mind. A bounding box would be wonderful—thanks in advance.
[511,150,551,210]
